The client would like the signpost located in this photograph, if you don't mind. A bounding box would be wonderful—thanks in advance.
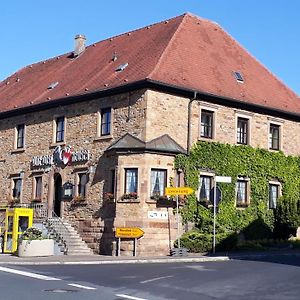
[165,186,194,250]
[115,227,144,257]
[165,187,193,196]
[213,176,231,254]
[115,227,144,239]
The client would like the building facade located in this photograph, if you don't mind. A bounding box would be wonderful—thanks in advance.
[0,13,298,255]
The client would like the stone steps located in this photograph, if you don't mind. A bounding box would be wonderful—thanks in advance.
[44,218,93,255]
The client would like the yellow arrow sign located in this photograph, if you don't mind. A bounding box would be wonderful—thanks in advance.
[115,227,144,238]
[165,187,194,196]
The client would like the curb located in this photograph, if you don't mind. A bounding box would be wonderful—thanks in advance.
[0,256,230,266]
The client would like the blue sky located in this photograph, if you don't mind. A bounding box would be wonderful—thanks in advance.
[1,1,299,95]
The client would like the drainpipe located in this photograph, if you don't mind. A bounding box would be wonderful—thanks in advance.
[187,91,198,155]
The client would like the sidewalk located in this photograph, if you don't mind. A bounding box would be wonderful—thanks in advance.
[0,249,300,265]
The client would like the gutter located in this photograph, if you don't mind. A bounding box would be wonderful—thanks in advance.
[187,91,198,154]
[0,78,299,123]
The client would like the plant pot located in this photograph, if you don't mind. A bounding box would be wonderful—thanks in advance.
[18,239,54,257]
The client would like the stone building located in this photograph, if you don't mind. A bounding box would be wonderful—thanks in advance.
[0,13,298,256]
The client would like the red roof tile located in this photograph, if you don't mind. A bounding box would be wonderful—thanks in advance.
[0,13,298,115]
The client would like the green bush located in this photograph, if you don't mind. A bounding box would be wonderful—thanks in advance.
[274,199,300,238]
[20,227,44,241]
[175,230,238,253]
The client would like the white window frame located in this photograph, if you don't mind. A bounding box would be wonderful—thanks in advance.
[52,116,66,145]
[269,180,281,209]
[75,170,88,199]
[14,124,26,150]
[124,168,138,194]
[32,175,43,200]
[200,109,214,139]
[235,177,250,208]
[196,171,214,202]
[11,176,23,202]
[268,120,282,151]
[150,168,167,198]
[235,112,252,146]
[96,107,113,138]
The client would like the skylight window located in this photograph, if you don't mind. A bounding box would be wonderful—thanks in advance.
[116,63,128,72]
[233,71,244,83]
[47,82,59,89]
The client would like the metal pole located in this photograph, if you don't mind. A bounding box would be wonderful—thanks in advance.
[213,179,216,254]
[118,237,121,256]
[176,194,180,249]
[134,238,137,257]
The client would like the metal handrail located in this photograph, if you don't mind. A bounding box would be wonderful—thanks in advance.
[47,211,70,253]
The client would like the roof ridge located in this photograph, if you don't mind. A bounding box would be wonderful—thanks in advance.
[147,14,187,79]
[90,13,187,48]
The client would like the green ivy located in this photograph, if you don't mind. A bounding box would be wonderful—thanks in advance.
[175,141,300,240]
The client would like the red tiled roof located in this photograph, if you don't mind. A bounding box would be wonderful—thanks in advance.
[0,13,298,115]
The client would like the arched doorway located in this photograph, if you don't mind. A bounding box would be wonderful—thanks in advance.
[54,173,62,217]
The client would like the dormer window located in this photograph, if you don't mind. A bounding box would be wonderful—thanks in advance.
[233,71,244,83]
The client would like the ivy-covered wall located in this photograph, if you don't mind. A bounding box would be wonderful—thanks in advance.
[175,141,300,240]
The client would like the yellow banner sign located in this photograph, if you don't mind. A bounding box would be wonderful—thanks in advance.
[165,187,194,196]
[115,227,144,238]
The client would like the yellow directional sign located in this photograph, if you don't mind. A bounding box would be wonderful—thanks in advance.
[165,187,194,196]
[115,227,144,239]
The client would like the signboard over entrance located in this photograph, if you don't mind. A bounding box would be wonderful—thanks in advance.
[31,149,90,168]
[115,227,144,239]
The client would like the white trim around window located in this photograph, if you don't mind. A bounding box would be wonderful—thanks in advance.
[196,171,215,203]
[10,175,23,203]
[269,180,281,209]
[52,115,66,145]
[96,107,113,139]
[74,170,88,199]
[32,175,43,201]
[13,124,26,151]
[199,107,216,140]
[235,177,250,208]
[235,113,252,145]
[268,121,282,151]
[150,168,167,198]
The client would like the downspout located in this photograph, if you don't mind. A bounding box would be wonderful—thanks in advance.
[187,91,198,155]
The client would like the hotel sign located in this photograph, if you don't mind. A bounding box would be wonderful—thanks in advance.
[32,149,90,168]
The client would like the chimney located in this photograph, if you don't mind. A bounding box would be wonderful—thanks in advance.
[73,34,86,57]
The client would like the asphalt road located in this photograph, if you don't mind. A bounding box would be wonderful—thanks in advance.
[1,255,300,300]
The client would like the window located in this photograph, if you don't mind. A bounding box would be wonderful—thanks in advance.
[12,178,22,200]
[16,124,25,149]
[237,117,248,145]
[199,175,212,202]
[110,169,115,194]
[150,169,167,197]
[236,178,249,207]
[233,71,244,83]
[125,168,138,194]
[34,176,42,200]
[200,110,213,139]
[269,124,280,150]
[77,172,88,198]
[100,108,111,136]
[55,117,65,143]
[269,183,280,209]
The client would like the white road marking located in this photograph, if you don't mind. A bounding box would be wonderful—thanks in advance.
[115,294,148,300]
[140,275,173,284]
[0,266,61,281]
[68,283,96,290]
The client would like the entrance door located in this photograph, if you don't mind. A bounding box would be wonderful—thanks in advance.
[54,174,62,217]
